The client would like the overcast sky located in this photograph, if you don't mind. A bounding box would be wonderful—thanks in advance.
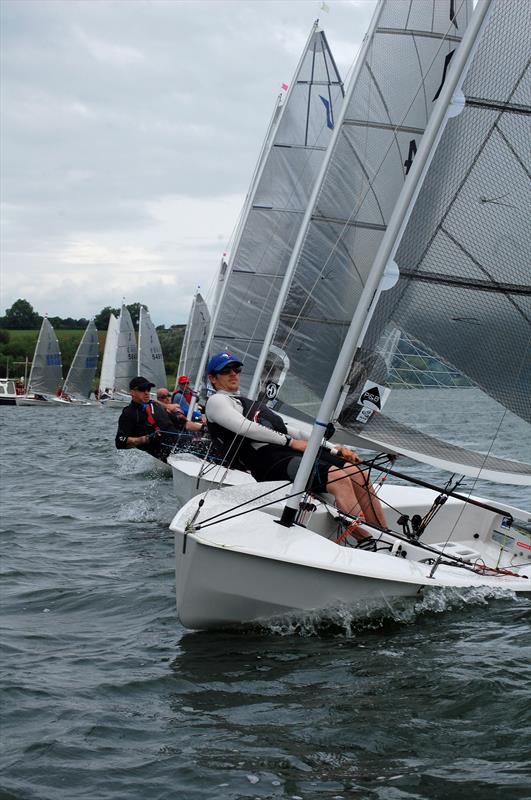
[1,0,376,326]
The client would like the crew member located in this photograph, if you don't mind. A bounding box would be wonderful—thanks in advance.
[205,352,388,541]
[115,376,185,462]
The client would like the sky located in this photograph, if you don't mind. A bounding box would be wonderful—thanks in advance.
[1,0,376,327]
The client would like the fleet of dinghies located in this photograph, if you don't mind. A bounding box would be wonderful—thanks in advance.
[169,0,531,629]
[99,304,166,407]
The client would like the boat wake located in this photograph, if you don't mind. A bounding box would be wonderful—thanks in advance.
[258,585,519,638]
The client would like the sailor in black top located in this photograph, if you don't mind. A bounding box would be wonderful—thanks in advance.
[115,376,185,463]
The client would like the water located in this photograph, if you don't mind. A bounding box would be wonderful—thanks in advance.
[1,400,530,800]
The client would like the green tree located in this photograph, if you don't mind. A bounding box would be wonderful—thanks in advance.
[126,302,147,329]
[94,306,120,331]
[3,299,41,329]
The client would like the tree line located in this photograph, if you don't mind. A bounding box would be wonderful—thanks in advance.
[0,299,186,380]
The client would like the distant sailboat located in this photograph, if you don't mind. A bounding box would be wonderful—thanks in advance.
[138,307,166,390]
[61,319,100,404]
[99,305,138,407]
[177,290,210,387]
[17,317,63,406]
[99,313,119,400]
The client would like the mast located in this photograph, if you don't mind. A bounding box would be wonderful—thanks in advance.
[188,21,321,418]
[281,0,495,525]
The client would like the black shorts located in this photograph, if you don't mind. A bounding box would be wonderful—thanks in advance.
[249,445,345,491]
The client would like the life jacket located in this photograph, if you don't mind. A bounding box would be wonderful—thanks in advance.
[207,395,288,471]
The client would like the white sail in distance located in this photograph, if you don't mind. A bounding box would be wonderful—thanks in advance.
[138,307,166,389]
[63,320,99,399]
[27,317,63,396]
[114,305,138,393]
[178,291,210,384]
[99,313,119,395]
[208,22,345,397]
[267,0,472,418]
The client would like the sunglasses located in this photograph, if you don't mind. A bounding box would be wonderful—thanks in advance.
[216,365,242,376]
[159,393,171,399]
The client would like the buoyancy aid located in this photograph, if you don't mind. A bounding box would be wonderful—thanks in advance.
[207,396,288,471]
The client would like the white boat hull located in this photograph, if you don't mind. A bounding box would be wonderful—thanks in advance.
[171,484,531,629]
[167,453,256,508]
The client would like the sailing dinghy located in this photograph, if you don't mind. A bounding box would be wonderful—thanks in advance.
[137,307,166,390]
[59,319,99,405]
[168,20,345,500]
[171,0,531,629]
[100,305,138,407]
[17,318,64,406]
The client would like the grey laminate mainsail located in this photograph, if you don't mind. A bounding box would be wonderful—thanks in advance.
[335,0,531,481]
[269,0,472,415]
[178,291,210,383]
[99,313,119,396]
[114,305,138,393]
[138,307,166,389]
[208,21,345,396]
[27,317,63,396]
[63,320,99,399]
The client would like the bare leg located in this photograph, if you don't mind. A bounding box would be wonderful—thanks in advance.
[343,465,387,529]
[325,466,371,541]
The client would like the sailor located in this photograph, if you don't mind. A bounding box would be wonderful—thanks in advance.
[155,387,203,433]
[205,352,388,540]
[171,375,204,422]
[115,376,186,462]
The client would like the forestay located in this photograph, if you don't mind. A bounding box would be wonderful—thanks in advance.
[209,22,345,396]
[270,0,472,416]
[63,320,99,399]
[337,0,531,483]
[27,317,63,395]
[138,307,166,389]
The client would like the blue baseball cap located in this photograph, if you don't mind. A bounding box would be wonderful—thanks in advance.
[207,352,244,374]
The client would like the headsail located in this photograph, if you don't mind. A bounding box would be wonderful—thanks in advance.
[337,0,531,482]
[114,305,138,393]
[99,313,119,395]
[27,317,63,396]
[269,0,472,415]
[178,291,210,384]
[138,307,166,389]
[208,21,345,396]
[63,320,99,399]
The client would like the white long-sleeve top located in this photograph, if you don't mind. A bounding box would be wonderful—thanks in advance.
[206,391,334,453]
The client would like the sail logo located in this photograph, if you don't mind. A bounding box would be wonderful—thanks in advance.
[265,382,278,400]
[358,381,391,413]
[46,354,61,366]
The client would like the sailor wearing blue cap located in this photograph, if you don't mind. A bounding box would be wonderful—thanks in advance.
[204,353,388,542]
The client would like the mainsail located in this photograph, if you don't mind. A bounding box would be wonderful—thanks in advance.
[114,305,138,393]
[208,21,345,396]
[178,291,210,383]
[138,307,166,389]
[63,320,99,399]
[269,0,472,416]
[99,313,119,395]
[337,0,531,482]
[27,317,63,396]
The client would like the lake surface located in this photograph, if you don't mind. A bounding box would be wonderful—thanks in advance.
[1,396,530,799]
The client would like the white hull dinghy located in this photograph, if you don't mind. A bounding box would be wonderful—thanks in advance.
[171,0,531,630]
[171,482,530,630]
